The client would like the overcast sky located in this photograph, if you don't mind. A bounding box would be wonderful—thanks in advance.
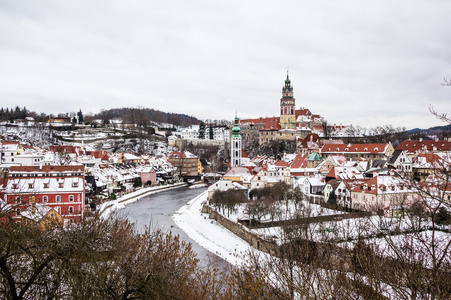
[0,1,450,129]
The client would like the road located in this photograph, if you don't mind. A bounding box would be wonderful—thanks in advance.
[119,186,229,268]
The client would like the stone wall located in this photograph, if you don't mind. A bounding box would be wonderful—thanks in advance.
[202,204,279,256]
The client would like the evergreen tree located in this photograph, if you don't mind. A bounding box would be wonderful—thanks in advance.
[199,121,206,139]
[77,109,84,123]
[209,123,214,140]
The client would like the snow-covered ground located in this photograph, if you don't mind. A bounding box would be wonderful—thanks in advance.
[214,199,343,224]
[173,191,266,266]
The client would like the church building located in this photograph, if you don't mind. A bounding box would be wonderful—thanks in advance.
[230,113,242,167]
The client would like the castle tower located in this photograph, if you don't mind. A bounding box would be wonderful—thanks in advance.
[230,113,242,167]
[280,71,296,129]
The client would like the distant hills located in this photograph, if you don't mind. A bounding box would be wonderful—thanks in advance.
[93,107,201,128]
[408,124,451,135]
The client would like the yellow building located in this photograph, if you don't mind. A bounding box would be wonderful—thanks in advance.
[21,204,64,230]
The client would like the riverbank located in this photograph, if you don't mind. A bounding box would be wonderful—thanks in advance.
[99,182,187,218]
[173,191,267,266]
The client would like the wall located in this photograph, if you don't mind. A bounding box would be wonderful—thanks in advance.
[202,204,279,256]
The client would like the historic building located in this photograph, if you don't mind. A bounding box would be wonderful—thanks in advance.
[279,72,296,129]
[237,73,341,147]
[167,151,200,178]
[320,143,395,161]
[1,165,85,223]
[230,113,242,167]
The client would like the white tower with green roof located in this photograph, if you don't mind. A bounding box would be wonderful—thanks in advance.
[231,113,242,167]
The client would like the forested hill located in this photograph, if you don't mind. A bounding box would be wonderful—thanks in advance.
[0,106,201,128]
[92,107,201,127]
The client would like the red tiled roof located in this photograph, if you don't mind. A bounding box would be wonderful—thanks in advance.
[49,145,84,154]
[86,150,109,160]
[259,118,281,131]
[396,140,451,153]
[0,141,20,145]
[290,154,308,168]
[168,151,186,158]
[239,117,280,125]
[274,160,290,167]
[295,109,312,118]
[9,165,84,173]
[297,133,321,147]
[321,143,389,154]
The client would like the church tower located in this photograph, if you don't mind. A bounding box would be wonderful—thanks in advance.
[230,113,242,167]
[279,72,296,129]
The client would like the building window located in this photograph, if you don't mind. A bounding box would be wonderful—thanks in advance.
[30,196,35,203]
[56,195,61,202]
[68,207,73,214]
[16,208,21,216]
[44,183,49,188]
[69,195,74,202]
[72,182,79,188]
[58,183,63,188]
[12,184,18,189]
[43,196,48,202]
[28,183,34,189]
[15,196,21,204]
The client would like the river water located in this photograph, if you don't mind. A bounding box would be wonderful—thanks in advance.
[119,186,228,268]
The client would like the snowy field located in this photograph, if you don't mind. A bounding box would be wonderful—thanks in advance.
[214,199,344,224]
[250,213,448,244]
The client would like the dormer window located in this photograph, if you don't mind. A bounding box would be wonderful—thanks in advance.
[28,183,34,189]
[12,184,18,189]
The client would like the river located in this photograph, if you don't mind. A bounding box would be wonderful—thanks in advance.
[119,186,229,268]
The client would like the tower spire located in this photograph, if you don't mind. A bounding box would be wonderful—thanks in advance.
[231,112,242,167]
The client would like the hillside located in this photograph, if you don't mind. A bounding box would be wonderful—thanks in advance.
[92,107,201,128]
